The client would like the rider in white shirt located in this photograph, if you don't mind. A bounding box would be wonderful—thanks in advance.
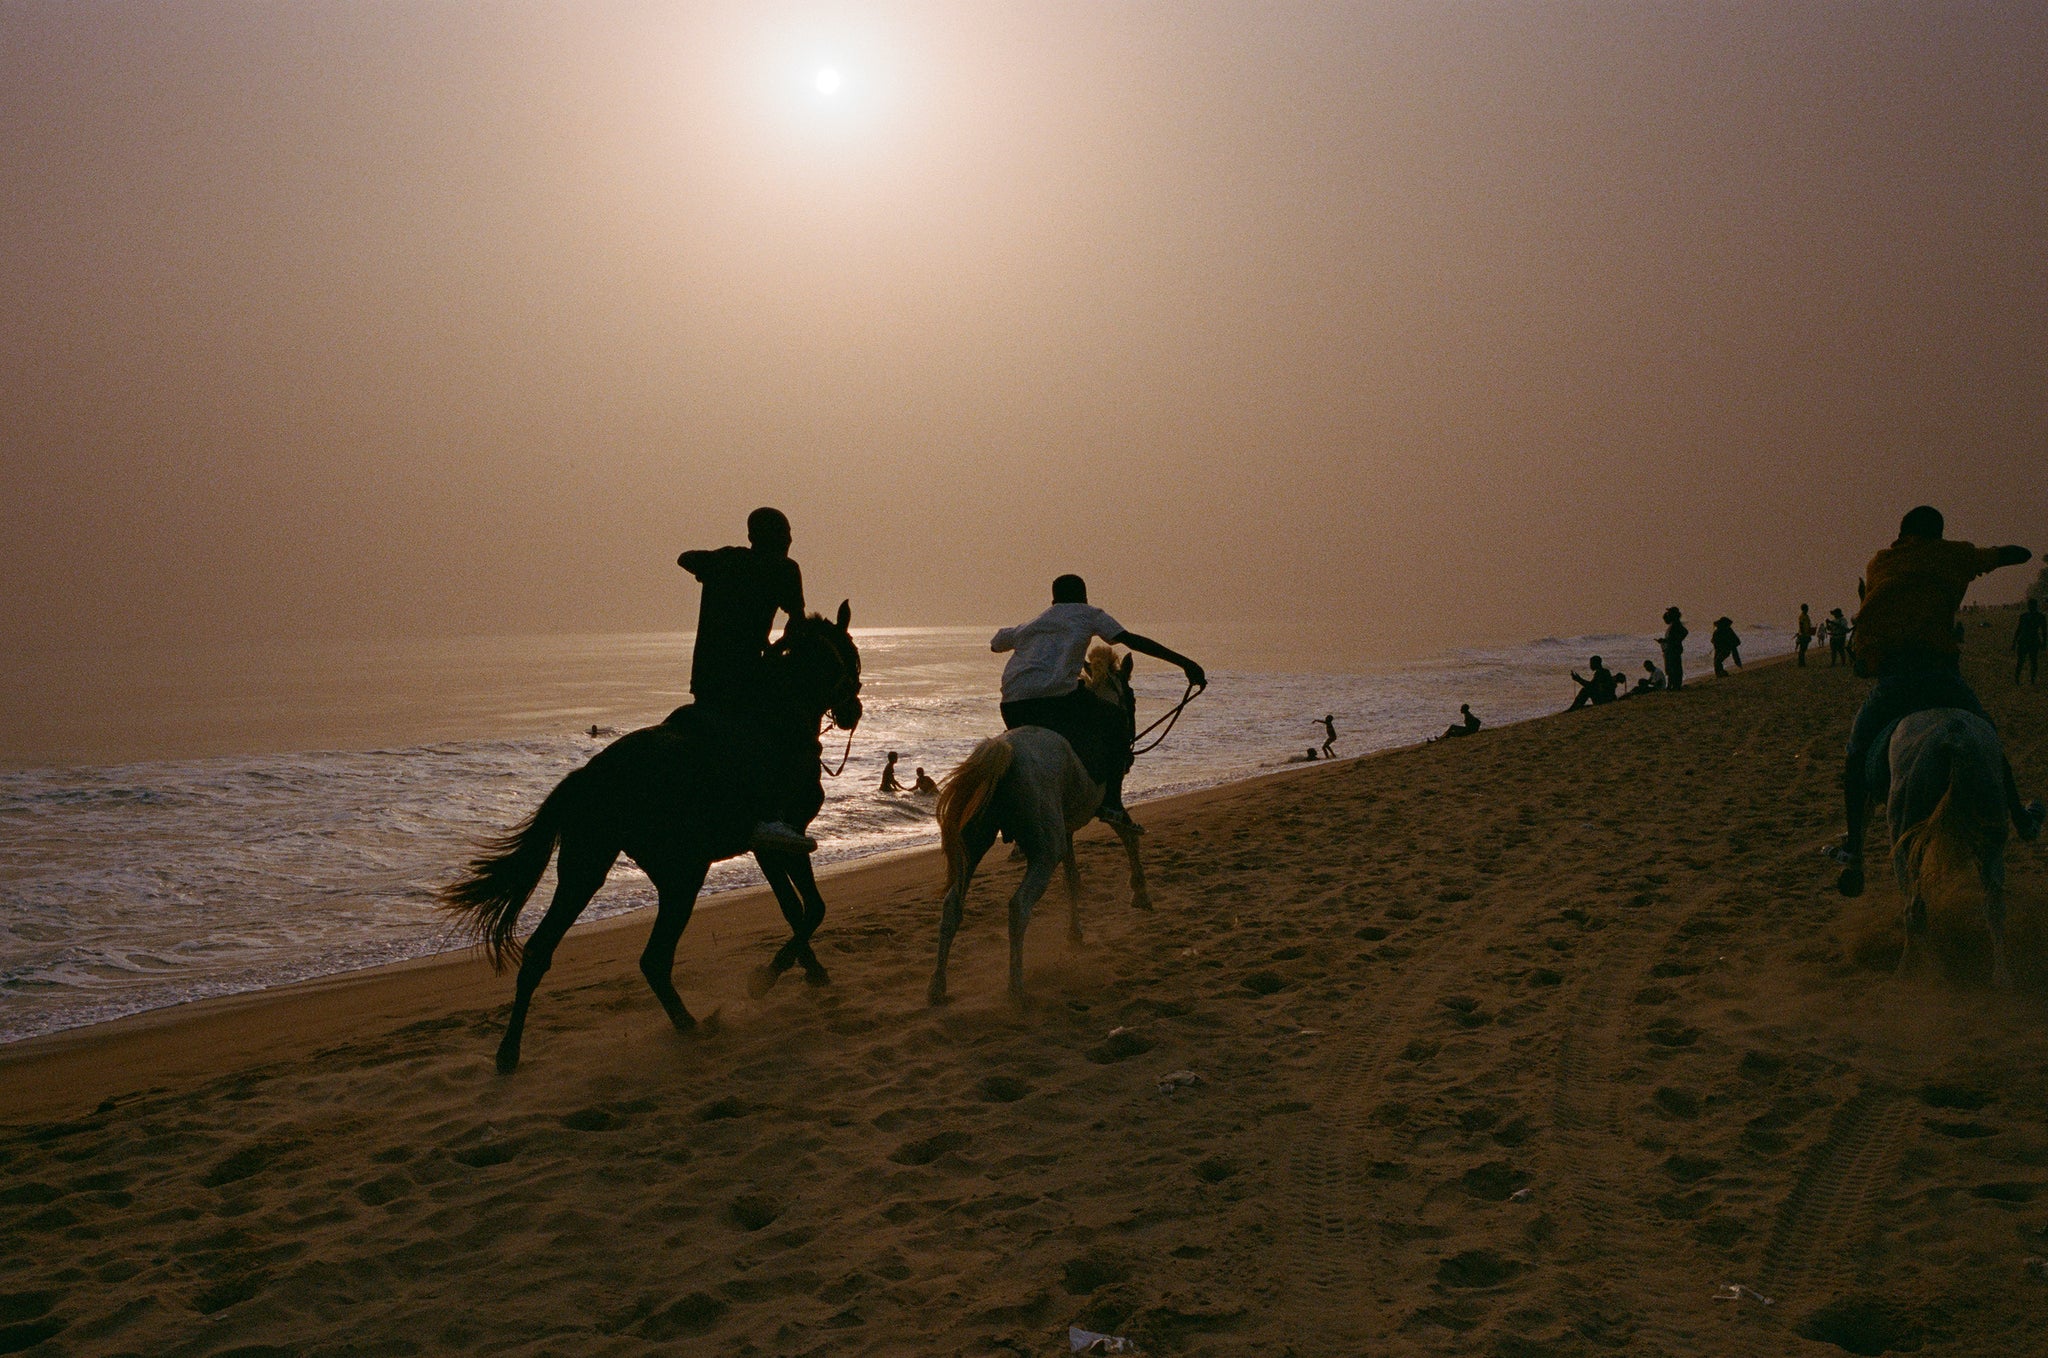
[993,574,1206,829]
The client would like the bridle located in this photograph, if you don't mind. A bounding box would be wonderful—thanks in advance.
[1130,680,1205,757]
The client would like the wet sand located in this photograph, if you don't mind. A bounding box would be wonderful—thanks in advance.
[3,612,2044,1356]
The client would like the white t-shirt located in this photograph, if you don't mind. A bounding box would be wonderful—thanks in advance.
[992,602,1125,703]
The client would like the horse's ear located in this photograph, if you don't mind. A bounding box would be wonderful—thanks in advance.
[1120,653,1135,681]
[836,599,851,630]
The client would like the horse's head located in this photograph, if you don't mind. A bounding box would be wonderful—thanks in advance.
[1082,643,1138,743]
[776,600,863,731]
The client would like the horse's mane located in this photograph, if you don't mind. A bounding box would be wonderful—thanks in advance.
[1081,642,1123,699]
[777,612,860,675]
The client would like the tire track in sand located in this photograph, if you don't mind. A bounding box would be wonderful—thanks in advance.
[1759,1086,1915,1301]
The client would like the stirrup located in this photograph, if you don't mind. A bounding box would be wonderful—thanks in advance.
[751,821,817,855]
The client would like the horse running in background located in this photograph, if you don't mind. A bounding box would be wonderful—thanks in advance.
[928,644,1149,1004]
[440,604,863,1072]
[1884,708,2017,986]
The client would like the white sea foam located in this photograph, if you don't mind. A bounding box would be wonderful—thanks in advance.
[0,623,1791,1042]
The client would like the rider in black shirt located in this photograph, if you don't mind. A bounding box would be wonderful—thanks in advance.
[678,508,816,853]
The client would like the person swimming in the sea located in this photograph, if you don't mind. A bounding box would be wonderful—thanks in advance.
[878,750,905,793]
[910,766,939,795]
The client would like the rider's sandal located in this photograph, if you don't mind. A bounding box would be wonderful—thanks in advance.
[751,821,818,855]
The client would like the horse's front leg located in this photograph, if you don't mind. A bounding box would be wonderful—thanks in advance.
[1986,868,2014,990]
[638,857,712,1033]
[1063,835,1084,944]
[779,853,832,986]
[748,852,810,998]
[1110,817,1150,911]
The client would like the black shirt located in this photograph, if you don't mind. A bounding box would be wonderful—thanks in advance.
[680,546,804,700]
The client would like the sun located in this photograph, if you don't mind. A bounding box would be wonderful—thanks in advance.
[814,66,843,97]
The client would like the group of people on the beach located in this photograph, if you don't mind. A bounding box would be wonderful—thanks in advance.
[675,507,1205,855]
[1793,603,1854,668]
[1554,608,1743,714]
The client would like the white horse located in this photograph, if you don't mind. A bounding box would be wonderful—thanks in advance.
[927,646,1150,1004]
[1887,709,2015,986]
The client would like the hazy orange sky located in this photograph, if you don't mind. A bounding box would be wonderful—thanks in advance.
[5,2,2043,666]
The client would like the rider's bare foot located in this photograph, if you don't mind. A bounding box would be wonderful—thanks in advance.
[751,820,817,854]
[1098,805,1144,834]
[2019,800,2045,842]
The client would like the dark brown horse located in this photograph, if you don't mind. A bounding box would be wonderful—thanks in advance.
[441,604,862,1072]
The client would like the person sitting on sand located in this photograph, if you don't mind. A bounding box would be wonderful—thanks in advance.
[1710,618,1743,677]
[1318,714,1338,758]
[1440,703,1482,739]
[1289,747,1321,762]
[2015,599,2045,687]
[1660,607,1688,691]
[1796,604,1815,667]
[910,766,939,795]
[992,573,1206,831]
[1832,505,2041,896]
[677,506,816,854]
[1567,656,1620,711]
[878,750,905,793]
[1634,660,1667,694]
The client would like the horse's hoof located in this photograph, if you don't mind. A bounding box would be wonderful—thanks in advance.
[1837,865,1865,897]
[1131,892,1153,913]
[495,1049,520,1075]
[926,984,950,1007]
[746,966,778,1000]
[671,1012,698,1034]
[803,967,831,988]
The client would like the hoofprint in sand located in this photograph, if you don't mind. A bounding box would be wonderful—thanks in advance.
[1,608,2042,1356]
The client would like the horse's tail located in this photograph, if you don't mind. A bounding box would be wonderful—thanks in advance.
[937,738,1013,896]
[439,769,584,972]
[1894,757,2002,913]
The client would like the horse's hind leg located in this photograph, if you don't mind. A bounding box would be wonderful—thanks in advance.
[1006,852,1061,1001]
[1895,896,1927,979]
[1986,857,2013,990]
[497,838,618,1074]
[929,821,996,1005]
[638,856,712,1034]
[1064,836,1084,944]
[1111,817,1150,912]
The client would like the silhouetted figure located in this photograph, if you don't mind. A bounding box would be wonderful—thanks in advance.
[910,766,939,795]
[1795,604,1815,667]
[1289,747,1321,762]
[1710,617,1743,678]
[1634,660,1667,694]
[1441,703,1482,738]
[1660,608,1688,691]
[678,507,816,854]
[586,724,620,738]
[879,750,904,793]
[1567,655,1620,711]
[1833,506,2040,897]
[993,574,1206,831]
[2016,599,2046,686]
[1319,713,1338,758]
[1826,608,1850,666]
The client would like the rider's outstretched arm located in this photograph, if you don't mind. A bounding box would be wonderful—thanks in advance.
[1994,546,2033,568]
[1112,631,1206,687]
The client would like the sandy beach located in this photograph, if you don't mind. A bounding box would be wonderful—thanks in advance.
[4,614,2044,1357]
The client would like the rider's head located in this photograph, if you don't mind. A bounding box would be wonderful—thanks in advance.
[1589,655,1603,669]
[747,507,792,555]
[1052,574,1088,604]
[1899,505,1944,541]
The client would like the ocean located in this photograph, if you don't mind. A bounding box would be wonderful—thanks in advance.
[0,623,1791,1043]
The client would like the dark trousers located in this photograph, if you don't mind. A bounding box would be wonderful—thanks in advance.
[1001,688,1130,787]
[2020,648,2042,685]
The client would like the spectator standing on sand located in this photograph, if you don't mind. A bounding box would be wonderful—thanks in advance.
[1567,656,1621,711]
[2016,599,2046,686]
[1827,608,1850,667]
[1830,505,2041,897]
[1660,607,1688,691]
[1711,617,1743,678]
[1796,605,1815,667]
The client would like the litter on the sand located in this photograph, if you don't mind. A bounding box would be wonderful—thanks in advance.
[1157,1069,1202,1094]
[1108,1026,1133,1038]
[1508,1187,1533,1202]
[1070,1326,1137,1353]
[1714,1283,1774,1306]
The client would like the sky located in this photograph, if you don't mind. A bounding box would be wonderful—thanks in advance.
[4,1,2044,668]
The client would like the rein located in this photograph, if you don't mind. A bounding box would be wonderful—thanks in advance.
[1130,681,1204,757]
[820,715,857,777]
